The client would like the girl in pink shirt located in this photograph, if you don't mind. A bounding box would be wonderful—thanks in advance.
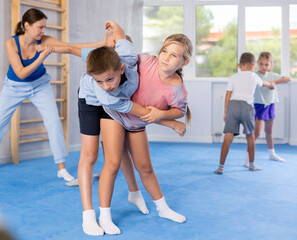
[104,34,190,131]
[101,34,192,233]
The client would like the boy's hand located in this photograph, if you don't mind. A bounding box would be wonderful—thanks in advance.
[268,81,275,89]
[103,31,115,48]
[140,106,164,123]
[105,20,119,32]
[173,121,186,137]
[105,20,125,42]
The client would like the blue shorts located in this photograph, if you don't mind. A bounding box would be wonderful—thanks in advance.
[254,103,275,121]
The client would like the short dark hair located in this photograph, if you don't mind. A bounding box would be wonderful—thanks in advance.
[86,47,122,75]
[239,52,256,66]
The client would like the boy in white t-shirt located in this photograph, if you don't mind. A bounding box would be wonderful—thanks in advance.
[214,52,273,174]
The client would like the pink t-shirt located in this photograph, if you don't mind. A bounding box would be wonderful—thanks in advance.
[103,54,188,131]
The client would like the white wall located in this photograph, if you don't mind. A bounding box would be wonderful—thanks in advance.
[0,0,294,164]
[0,0,143,164]
[146,79,293,145]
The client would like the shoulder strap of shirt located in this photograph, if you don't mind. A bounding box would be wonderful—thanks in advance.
[12,35,22,60]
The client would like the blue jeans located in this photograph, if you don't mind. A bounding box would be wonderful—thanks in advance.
[0,73,67,164]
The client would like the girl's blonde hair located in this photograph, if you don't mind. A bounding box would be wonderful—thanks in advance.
[258,51,274,72]
[158,34,193,77]
[159,34,193,125]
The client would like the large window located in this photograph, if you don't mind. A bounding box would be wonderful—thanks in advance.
[143,1,295,80]
[290,4,297,78]
[245,7,282,73]
[196,5,237,77]
[143,6,183,55]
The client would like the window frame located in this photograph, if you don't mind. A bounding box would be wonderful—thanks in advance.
[143,0,296,81]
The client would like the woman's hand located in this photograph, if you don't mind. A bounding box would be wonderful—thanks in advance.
[38,45,54,60]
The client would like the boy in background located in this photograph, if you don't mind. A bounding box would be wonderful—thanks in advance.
[214,52,273,175]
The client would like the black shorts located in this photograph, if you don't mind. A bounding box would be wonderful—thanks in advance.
[78,98,112,136]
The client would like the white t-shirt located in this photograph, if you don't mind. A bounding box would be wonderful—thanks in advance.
[226,71,263,105]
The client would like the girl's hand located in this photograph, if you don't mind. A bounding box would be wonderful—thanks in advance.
[173,121,186,137]
[140,106,164,123]
[223,112,227,122]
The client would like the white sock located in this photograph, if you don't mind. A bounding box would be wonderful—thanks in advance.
[128,190,149,214]
[65,178,79,187]
[99,207,121,235]
[243,152,249,168]
[214,164,224,175]
[153,197,186,223]
[249,162,262,171]
[269,149,285,162]
[57,168,74,182]
[82,209,104,236]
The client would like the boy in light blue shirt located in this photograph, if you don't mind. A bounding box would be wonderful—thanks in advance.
[78,38,139,112]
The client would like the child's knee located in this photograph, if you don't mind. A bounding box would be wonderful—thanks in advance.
[254,131,260,138]
[136,163,154,177]
[104,158,121,174]
[80,150,99,166]
[264,128,272,136]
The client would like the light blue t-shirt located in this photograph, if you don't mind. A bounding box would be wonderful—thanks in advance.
[78,39,139,113]
[254,72,280,107]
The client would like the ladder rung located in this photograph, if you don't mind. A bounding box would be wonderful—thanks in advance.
[50,80,65,84]
[47,24,65,30]
[23,98,66,103]
[20,117,65,124]
[20,1,64,12]
[20,126,47,136]
[37,0,61,5]
[20,137,49,144]
[44,62,65,66]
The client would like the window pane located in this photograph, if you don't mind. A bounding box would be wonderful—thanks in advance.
[290,5,297,78]
[196,5,238,77]
[245,7,281,73]
[143,6,184,55]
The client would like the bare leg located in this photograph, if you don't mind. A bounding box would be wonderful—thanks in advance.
[244,118,262,167]
[219,133,234,165]
[215,132,234,174]
[246,134,262,171]
[78,134,103,236]
[120,149,139,192]
[99,119,125,207]
[265,119,285,161]
[246,134,255,163]
[57,162,65,170]
[78,134,99,210]
[126,131,162,200]
[120,148,149,214]
[98,119,125,235]
[254,118,263,141]
[126,131,185,223]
